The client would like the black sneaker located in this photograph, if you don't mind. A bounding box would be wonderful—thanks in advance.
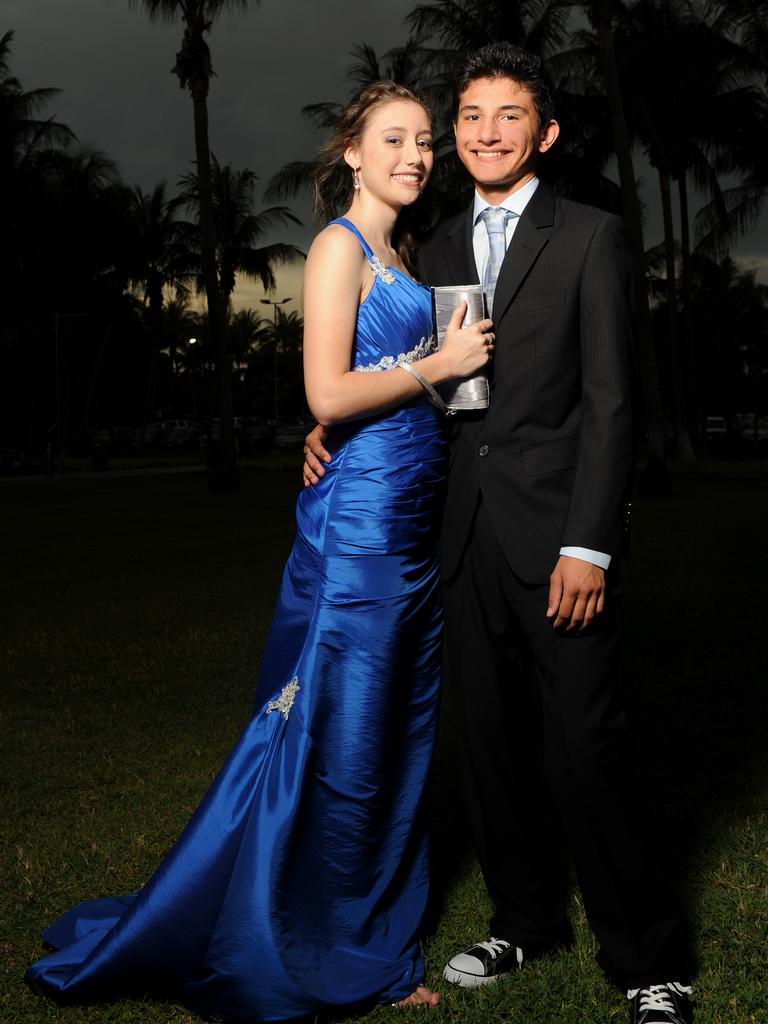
[627,983,694,1024]
[443,936,524,987]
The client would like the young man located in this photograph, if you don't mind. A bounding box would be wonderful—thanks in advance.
[305,43,693,1024]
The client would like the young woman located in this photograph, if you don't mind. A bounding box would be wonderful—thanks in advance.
[27,81,493,1022]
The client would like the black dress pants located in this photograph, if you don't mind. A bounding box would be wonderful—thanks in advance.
[442,499,688,989]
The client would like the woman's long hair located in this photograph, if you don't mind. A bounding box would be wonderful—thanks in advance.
[313,81,434,276]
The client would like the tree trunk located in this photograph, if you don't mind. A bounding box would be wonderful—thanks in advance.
[138,289,164,452]
[595,0,669,494]
[189,79,237,490]
[677,173,700,450]
[79,323,112,443]
[659,166,696,464]
[26,326,37,455]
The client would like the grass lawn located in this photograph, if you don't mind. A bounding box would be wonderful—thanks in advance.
[1,468,765,1023]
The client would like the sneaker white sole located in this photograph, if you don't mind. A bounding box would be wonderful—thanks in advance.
[442,964,504,988]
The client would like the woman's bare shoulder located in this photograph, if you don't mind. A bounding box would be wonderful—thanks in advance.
[307,222,366,266]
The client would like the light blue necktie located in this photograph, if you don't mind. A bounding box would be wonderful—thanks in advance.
[479,206,512,314]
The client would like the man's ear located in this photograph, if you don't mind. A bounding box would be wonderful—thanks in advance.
[538,119,560,154]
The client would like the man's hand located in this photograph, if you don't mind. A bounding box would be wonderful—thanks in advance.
[546,555,606,631]
[302,424,331,486]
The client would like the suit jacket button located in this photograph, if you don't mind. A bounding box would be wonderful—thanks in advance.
[479,444,489,457]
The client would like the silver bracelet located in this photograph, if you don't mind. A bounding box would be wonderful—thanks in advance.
[397,362,454,417]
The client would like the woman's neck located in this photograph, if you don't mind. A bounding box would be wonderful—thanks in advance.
[344,195,400,254]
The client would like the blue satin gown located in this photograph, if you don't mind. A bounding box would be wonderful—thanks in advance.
[27,218,446,1022]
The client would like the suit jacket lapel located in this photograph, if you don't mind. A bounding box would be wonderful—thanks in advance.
[443,207,478,286]
[492,181,556,322]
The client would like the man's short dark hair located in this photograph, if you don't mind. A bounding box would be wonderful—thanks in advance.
[454,43,555,128]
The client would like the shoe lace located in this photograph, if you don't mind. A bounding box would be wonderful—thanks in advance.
[627,982,693,1015]
[478,937,511,960]
[476,937,525,968]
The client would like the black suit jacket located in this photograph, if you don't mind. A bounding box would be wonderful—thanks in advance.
[417,182,635,583]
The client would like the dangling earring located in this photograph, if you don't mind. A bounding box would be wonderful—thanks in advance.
[352,167,361,192]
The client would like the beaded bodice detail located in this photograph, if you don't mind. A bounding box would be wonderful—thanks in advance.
[354,335,434,373]
[367,253,396,285]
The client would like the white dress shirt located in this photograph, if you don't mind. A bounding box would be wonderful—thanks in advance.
[472,177,611,572]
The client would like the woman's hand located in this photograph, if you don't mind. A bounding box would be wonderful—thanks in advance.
[439,301,495,379]
[302,424,330,486]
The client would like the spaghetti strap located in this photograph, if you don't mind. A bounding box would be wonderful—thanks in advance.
[328,217,374,258]
[328,217,397,286]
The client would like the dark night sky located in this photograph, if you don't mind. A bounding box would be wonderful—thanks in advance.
[6,0,768,315]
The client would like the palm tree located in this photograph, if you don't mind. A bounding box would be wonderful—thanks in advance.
[0,34,167,453]
[159,298,201,407]
[691,0,768,259]
[346,39,433,93]
[266,40,439,215]
[407,0,573,56]
[606,0,767,462]
[154,300,206,420]
[178,160,304,310]
[226,308,263,413]
[126,183,189,316]
[129,0,262,489]
[2,136,133,452]
[694,178,768,274]
[0,29,76,348]
[570,0,670,483]
[179,160,304,427]
[0,30,75,176]
[258,307,306,421]
[124,183,191,439]
[40,149,136,451]
[686,254,768,429]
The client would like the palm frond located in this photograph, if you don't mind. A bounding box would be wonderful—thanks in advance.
[264,161,318,202]
[694,182,768,257]
[301,102,343,131]
[346,43,382,88]
[406,0,499,51]
[244,206,303,234]
[234,244,302,292]
[129,1,258,24]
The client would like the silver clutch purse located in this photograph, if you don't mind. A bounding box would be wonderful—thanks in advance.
[431,284,490,411]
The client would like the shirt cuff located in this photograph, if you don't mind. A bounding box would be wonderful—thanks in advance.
[559,546,612,570]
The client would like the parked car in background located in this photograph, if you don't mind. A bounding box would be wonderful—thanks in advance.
[91,426,136,456]
[200,418,244,448]
[162,422,202,448]
[241,418,275,452]
[705,416,727,440]
[130,422,168,447]
[163,427,195,448]
[738,414,768,441]
[274,424,309,450]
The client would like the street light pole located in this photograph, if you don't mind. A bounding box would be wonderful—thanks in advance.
[188,337,198,421]
[260,298,291,422]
